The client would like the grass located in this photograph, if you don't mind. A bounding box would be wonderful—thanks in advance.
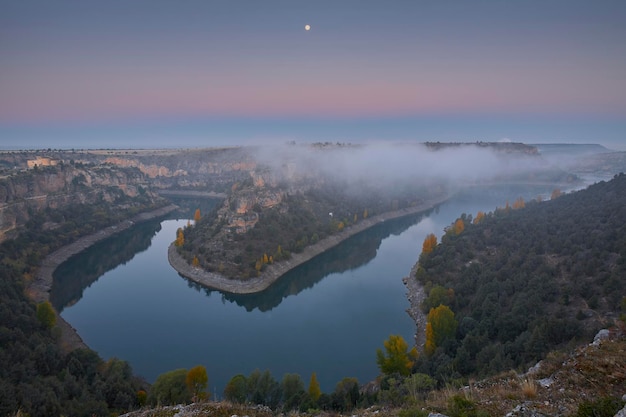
[520,378,537,399]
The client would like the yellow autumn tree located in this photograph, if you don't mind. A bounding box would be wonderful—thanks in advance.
[422,233,438,255]
[376,334,418,376]
[175,228,185,247]
[308,372,321,402]
[363,208,368,219]
[192,256,199,267]
[512,197,525,209]
[186,365,208,402]
[263,253,269,264]
[454,218,465,235]
[194,208,201,222]
[551,188,562,200]
[473,211,485,224]
[424,322,436,356]
[425,305,458,356]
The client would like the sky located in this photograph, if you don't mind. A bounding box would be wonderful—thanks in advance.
[1,0,625,150]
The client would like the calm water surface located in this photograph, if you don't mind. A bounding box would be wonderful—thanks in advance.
[54,187,554,394]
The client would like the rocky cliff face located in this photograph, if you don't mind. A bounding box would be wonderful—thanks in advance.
[0,164,155,241]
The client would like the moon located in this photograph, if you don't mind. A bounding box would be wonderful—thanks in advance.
[305,24,311,31]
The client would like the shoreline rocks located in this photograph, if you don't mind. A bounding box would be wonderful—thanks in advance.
[403,261,427,350]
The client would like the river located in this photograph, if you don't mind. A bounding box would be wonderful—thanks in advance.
[52,185,559,395]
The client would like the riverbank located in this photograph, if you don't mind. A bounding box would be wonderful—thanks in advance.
[29,204,178,352]
[168,194,450,295]
[403,261,427,350]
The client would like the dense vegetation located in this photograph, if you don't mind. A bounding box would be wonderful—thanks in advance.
[181,178,438,279]
[413,173,626,382]
[0,183,165,416]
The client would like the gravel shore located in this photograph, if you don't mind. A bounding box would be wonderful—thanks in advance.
[403,261,427,350]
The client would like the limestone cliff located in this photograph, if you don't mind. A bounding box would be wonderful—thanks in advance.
[0,163,156,241]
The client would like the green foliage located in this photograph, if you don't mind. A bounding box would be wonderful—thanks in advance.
[421,285,454,313]
[182,177,434,279]
[281,373,305,410]
[416,175,626,380]
[426,304,458,349]
[376,335,418,376]
[404,373,436,402]
[36,301,56,329]
[576,397,625,417]
[331,377,360,412]
[446,395,489,417]
[149,368,191,406]
[247,369,281,409]
[0,249,142,416]
[224,374,248,404]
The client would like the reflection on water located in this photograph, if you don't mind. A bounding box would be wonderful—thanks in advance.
[51,197,221,313]
[53,185,559,392]
[51,220,163,312]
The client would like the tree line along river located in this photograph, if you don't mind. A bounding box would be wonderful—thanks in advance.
[52,185,558,395]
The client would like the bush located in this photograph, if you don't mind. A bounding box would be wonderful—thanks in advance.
[576,397,625,417]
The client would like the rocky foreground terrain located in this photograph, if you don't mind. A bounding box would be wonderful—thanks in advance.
[120,331,625,417]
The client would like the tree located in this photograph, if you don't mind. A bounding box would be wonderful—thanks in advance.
[186,365,208,402]
[551,188,562,199]
[36,301,56,329]
[194,208,201,222]
[332,377,360,411]
[281,373,305,409]
[454,218,465,235]
[308,372,321,402]
[422,285,454,313]
[425,305,458,355]
[224,374,247,403]
[422,233,438,255]
[247,369,281,408]
[376,334,418,376]
[363,208,368,219]
[473,211,485,224]
[424,322,436,356]
[149,368,190,405]
[175,228,185,247]
[192,256,199,267]
[512,197,525,209]
[404,373,435,403]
